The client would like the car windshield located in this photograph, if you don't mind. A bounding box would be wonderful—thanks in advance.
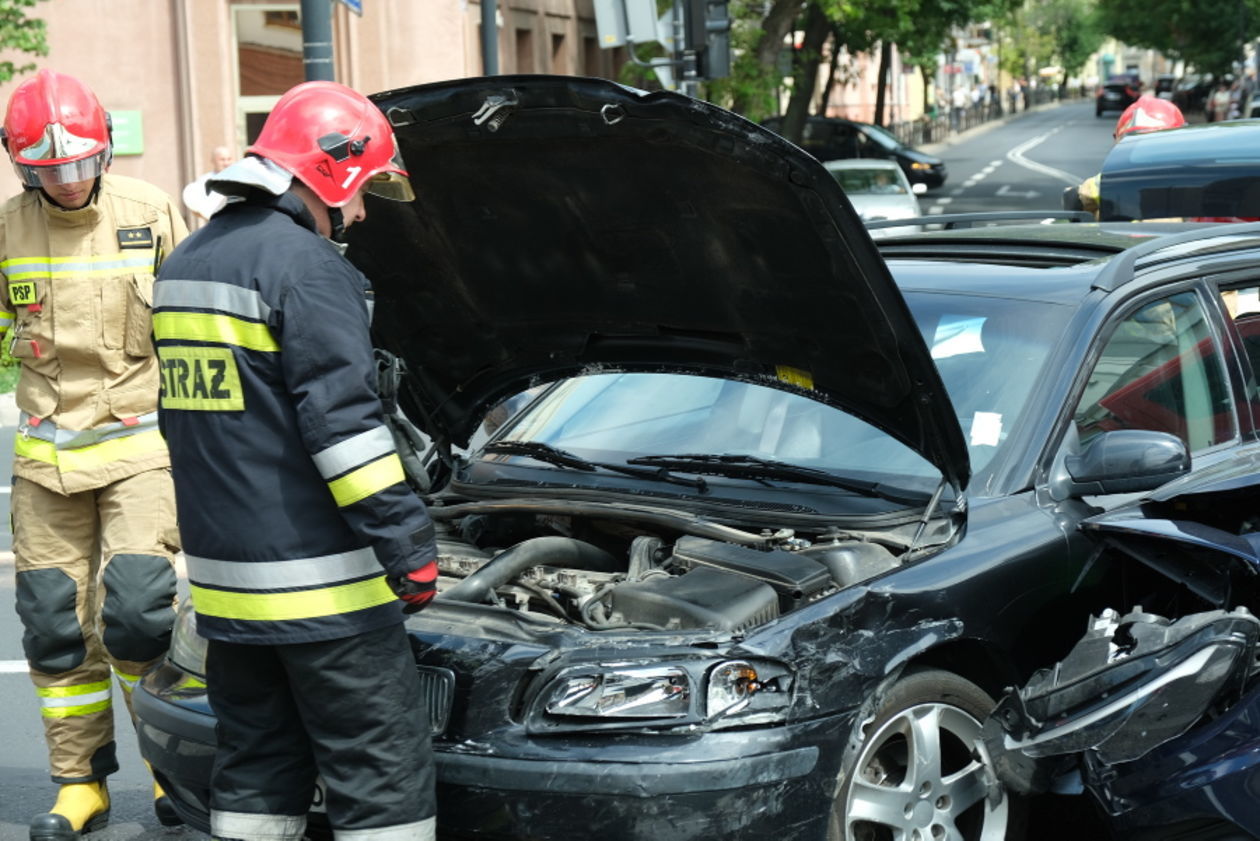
[474,292,1070,503]
[830,167,909,195]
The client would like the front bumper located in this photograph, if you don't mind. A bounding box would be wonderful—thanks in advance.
[136,659,848,840]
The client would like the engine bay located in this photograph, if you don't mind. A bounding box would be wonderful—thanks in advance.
[427,499,932,633]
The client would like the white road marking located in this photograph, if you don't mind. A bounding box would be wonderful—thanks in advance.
[996,184,1041,199]
[1006,126,1080,185]
[1,660,29,673]
[989,159,1003,167]
[936,197,953,204]
[950,188,964,196]
[928,206,945,214]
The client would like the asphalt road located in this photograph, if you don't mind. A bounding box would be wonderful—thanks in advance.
[917,98,1118,216]
[0,99,1117,840]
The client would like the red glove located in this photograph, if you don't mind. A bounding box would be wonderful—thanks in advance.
[389,561,437,614]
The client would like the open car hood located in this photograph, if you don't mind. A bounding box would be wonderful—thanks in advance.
[347,76,969,490]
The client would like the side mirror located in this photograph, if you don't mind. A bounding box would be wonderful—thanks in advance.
[1051,428,1190,499]
[912,182,928,196]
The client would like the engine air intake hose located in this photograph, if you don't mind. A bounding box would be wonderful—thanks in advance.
[440,536,620,604]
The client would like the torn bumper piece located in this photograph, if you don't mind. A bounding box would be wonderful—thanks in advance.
[982,607,1260,795]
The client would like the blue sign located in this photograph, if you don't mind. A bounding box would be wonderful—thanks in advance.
[338,0,362,15]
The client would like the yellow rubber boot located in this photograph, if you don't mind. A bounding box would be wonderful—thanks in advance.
[153,779,183,827]
[29,781,110,841]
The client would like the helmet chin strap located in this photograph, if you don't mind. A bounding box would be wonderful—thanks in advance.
[327,205,347,243]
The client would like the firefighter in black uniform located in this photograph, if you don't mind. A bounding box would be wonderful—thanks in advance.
[153,81,437,841]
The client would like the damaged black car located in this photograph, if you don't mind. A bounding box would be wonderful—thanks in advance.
[134,75,1260,840]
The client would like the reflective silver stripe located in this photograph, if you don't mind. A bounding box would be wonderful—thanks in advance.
[41,688,111,709]
[311,426,396,480]
[2,253,155,276]
[154,279,272,321]
[18,411,159,449]
[186,546,382,590]
[211,810,306,841]
[336,818,437,841]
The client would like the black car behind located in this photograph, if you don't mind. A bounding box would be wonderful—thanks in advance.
[762,115,947,189]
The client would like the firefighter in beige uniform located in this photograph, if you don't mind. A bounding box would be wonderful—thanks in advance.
[0,70,187,841]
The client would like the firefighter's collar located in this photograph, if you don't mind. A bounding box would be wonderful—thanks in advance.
[208,156,293,202]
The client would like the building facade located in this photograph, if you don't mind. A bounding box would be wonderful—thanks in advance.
[0,0,623,226]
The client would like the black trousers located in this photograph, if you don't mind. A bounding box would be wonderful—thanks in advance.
[206,622,435,838]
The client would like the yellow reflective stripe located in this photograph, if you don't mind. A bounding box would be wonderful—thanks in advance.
[14,428,166,471]
[326,453,405,507]
[14,435,56,464]
[113,669,142,692]
[153,311,278,352]
[1,252,154,279]
[37,680,112,718]
[190,576,396,622]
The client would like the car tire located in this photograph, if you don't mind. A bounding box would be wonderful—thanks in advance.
[829,669,1020,841]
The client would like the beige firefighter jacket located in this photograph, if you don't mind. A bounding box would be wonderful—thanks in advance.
[0,174,188,494]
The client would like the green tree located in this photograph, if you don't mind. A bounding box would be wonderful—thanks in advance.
[0,0,48,83]
[1096,0,1256,75]
[1000,0,1102,83]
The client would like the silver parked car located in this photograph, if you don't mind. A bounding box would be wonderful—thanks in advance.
[824,158,924,237]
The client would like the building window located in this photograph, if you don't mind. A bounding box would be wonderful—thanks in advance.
[551,32,568,75]
[516,28,535,73]
[583,36,601,78]
[234,4,303,147]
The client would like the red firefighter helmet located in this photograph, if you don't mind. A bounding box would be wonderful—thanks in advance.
[247,81,413,207]
[1114,95,1186,140]
[2,69,112,188]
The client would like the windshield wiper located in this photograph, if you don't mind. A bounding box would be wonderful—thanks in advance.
[483,441,708,491]
[626,453,930,505]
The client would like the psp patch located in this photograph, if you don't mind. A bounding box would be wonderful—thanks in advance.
[159,346,244,411]
[118,227,154,249]
[8,279,37,307]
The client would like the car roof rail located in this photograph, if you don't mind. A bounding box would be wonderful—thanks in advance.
[1090,222,1260,291]
[865,211,1094,230]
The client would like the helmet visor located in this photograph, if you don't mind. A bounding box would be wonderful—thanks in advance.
[366,170,414,202]
[13,148,109,188]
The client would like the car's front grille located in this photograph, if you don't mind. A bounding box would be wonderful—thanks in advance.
[417,666,456,735]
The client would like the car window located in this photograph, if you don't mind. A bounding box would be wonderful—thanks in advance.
[905,291,1074,472]
[1217,281,1260,413]
[829,168,908,195]
[1075,291,1234,452]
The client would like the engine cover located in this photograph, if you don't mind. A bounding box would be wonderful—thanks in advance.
[609,567,779,632]
[671,536,833,611]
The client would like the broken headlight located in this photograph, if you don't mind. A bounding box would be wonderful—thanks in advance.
[543,666,691,720]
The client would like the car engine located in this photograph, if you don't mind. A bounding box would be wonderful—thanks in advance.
[428,500,915,633]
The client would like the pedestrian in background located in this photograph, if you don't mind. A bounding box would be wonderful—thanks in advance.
[181,144,234,225]
[153,80,438,841]
[0,69,187,841]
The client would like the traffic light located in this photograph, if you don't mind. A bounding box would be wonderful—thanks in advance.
[683,0,731,80]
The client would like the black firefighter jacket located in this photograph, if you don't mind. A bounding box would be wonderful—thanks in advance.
[154,191,437,645]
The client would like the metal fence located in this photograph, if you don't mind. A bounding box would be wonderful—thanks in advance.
[889,87,1086,148]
